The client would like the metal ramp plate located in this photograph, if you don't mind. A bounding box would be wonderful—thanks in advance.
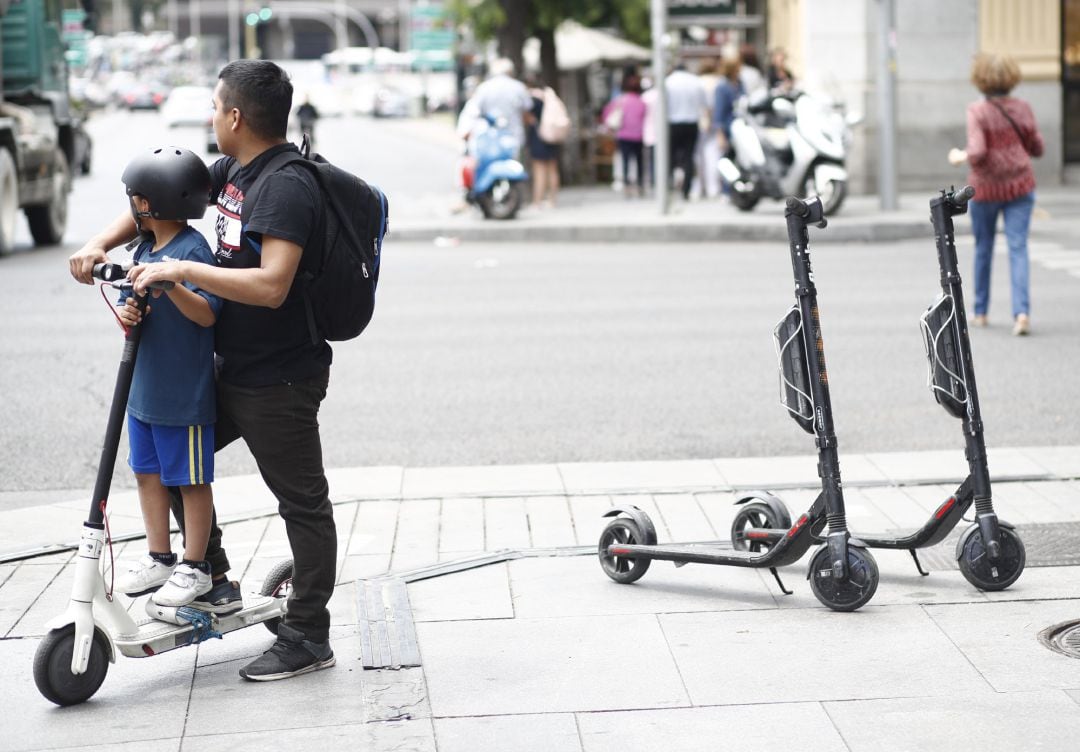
[356,577,421,670]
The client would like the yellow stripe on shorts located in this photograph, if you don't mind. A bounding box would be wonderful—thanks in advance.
[188,426,196,485]
[197,425,204,485]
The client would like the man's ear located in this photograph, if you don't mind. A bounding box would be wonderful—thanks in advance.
[229,108,242,132]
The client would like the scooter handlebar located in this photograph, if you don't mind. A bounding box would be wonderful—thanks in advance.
[785,196,827,228]
[950,185,976,205]
[91,262,175,291]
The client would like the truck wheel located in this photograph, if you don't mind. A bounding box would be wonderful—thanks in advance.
[26,148,70,246]
[0,148,16,255]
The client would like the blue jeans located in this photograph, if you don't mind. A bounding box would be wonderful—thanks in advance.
[968,191,1034,318]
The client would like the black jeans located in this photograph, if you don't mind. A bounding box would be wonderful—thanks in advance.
[669,122,700,199]
[169,369,336,643]
[617,139,645,189]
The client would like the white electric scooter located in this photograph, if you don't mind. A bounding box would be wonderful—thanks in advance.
[718,90,860,216]
[33,263,292,706]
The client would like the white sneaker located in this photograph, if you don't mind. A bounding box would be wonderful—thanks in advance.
[152,563,213,607]
[115,554,175,596]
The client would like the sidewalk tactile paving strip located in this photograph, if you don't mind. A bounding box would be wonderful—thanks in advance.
[913,522,1080,572]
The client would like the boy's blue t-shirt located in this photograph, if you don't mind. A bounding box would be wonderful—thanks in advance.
[119,227,222,426]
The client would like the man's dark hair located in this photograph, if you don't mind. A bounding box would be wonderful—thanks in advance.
[218,60,293,140]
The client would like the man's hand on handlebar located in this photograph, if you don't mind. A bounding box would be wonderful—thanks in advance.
[129,261,185,297]
[69,241,110,285]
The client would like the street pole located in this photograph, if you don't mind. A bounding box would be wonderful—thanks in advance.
[228,0,240,62]
[651,0,669,215]
[876,0,898,211]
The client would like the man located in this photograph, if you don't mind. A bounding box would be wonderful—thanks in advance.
[68,60,337,683]
[665,62,708,200]
[472,57,532,150]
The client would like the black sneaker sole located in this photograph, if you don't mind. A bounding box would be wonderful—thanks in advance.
[121,584,166,598]
[191,600,244,616]
[239,655,336,682]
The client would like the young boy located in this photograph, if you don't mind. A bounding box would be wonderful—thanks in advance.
[112,146,222,608]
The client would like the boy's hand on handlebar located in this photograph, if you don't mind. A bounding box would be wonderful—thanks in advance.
[69,242,109,285]
[129,261,184,296]
[118,297,148,327]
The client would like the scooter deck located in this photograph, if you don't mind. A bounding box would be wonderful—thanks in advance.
[114,594,285,658]
[609,542,770,567]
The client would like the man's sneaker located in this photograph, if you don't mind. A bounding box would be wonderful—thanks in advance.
[151,563,213,607]
[239,624,335,682]
[115,554,175,597]
[192,579,244,615]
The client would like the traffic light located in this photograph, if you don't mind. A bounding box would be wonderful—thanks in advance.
[259,7,273,21]
[245,12,259,26]
[246,7,272,26]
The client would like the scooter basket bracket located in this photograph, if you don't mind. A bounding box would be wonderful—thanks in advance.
[920,293,968,418]
[774,306,815,433]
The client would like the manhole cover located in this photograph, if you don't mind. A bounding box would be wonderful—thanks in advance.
[1038,619,1080,658]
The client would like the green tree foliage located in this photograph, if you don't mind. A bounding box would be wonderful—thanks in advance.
[450,0,649,90]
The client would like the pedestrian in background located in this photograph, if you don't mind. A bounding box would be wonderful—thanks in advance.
[767,48,795,93]
[641,76,659,192]
[738,44,766,97]
[696,59,723,199]
[713,56,744,198]
[664,62,707,200]
[473,57,533,153]
[602,71,647,197]
[948,52,1044,336]
[525,75,564,209]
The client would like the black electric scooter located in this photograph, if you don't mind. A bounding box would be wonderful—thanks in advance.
[597,196,880,612]
[34,263,293,706]
[729,186,1026,591]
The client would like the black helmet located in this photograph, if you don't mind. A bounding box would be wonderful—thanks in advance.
[121,146,211,220]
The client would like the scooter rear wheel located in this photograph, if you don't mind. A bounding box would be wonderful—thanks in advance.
[731,501,791,552]
[808,545,879,612]
[478,180,522,220]
[259,559,294,635]
[34,624,110,706]
[598,518,653,584]
[957,524,1025,591]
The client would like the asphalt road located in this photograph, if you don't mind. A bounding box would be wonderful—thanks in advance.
[1,110,1078,510]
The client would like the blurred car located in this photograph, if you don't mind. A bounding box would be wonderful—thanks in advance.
[121,82,169,110]
[206,119,218,153]
[373,86,410,118]
[161,85,214,127]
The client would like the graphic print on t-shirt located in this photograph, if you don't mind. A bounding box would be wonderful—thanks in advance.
[214,182,244,260]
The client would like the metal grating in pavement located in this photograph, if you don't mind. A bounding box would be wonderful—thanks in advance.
[356,577,422,669]
[1039,619,1080,659]
[911,521,1080,572]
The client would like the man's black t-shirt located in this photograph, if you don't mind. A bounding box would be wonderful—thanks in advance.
[208,143,331,387]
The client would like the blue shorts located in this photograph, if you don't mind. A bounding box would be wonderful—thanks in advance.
[128,415,214,486]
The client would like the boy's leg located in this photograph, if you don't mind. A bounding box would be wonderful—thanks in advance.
[135,473,174,554]
[177,483,213,562]
[220,371,336,645]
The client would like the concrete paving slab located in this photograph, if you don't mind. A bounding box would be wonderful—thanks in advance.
[2,631,195,751]
[409,562,513,622]
[349,499,400,555]
[417,614,690,716]
[208,473,278,517]
[855,550,989,606]
[338,553,392,583]
[652,493,714,542]
[508,556,779,618]
[1023,480,1080,521]
[433,713,582,752]
[326,465,404,501]
[823,690,1080,752]
[992,480,1063,524]
[864,449,967,485]
[391,498,440,571]
[525,495,576,548]
[712,454,819,489]
[439,497,485,553]
[183,719,436,752]
[832,454,893,485]
[484,497,532,550]
[660,605,991,705]
[558,460,726,493]
[402,464,564,498]
[1018,445,1080,478]
[186,625,368,735]
[923,599,1080,692]
[981,564,1080,602]
[577,703,847,752]
[854,485,947,529]
[0,558,70,637]
[568,494,617,545]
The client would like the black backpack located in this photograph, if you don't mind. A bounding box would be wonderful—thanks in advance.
[234,147,388,343]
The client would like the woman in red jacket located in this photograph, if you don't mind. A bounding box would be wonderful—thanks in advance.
[949,53,1044,336]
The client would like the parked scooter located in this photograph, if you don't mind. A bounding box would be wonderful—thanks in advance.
[33,264,293,706]
[597,196,880,612]
[730,186,1026,592]
[718,90,859,216]
[462,114,527,220]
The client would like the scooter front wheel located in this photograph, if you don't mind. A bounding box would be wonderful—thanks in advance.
[259,559,294,635]
[808,545,879,612]
[957,524,1025,591]
[598,518,653,584]
[34,624,110,706]
[478,180,522,220]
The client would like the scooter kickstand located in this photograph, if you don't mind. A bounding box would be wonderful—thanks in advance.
[769,567,793,595]
[909,549,930,577]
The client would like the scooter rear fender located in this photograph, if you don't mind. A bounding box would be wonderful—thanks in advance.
[474,160,527,194]
[602,505,658,545]
[733,490,793,529]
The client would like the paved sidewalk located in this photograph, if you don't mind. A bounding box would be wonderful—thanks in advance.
[3,446,1080,750]
[389,184,1079,245]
